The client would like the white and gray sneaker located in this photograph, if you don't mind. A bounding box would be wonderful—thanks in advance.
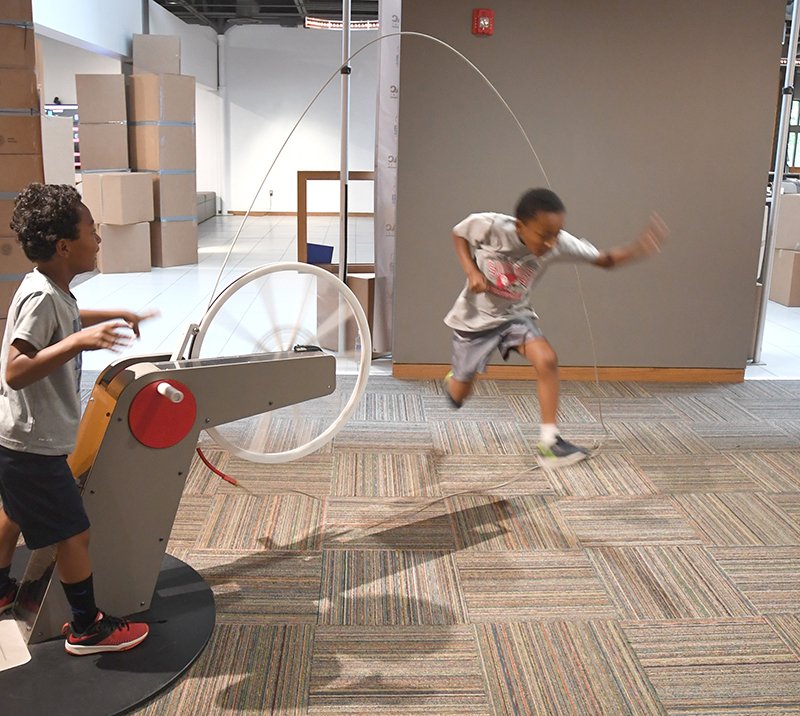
[536,436,589,469]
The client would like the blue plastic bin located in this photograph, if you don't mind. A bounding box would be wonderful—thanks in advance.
[307,243,334,264]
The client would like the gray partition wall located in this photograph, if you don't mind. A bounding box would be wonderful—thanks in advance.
[393,0,785,372]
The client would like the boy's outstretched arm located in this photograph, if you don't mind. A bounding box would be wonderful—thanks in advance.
[79,308,159,337]
[453,233,490,293]
[5,322,133,390]
[594,213,669,269]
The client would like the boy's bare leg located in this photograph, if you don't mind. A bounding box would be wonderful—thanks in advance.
[0,510,21,567]
[519,338,559,424]
[446,375,474,405]
[55,529,92,584]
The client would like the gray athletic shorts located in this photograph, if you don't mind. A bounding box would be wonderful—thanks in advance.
[450,317,544,382]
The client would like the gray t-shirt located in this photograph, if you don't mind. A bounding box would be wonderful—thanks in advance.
[444,212,601,332]
[0,269,82,455]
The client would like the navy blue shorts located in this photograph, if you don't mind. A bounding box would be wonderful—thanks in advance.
[0,444,90,550]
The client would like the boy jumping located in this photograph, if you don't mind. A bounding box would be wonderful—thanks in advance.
[0,183,156,654]
[443,188,668,468]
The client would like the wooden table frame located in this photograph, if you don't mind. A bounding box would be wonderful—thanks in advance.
[296,170,375,272]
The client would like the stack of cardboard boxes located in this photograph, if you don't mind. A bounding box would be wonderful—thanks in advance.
[76,74,129,173]
[82,172,154,273]
[772,195,800,306]
[0,0,43,332]
[128,35,198,267]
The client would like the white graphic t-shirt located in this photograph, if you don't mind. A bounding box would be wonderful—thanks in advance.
[444,212,600,332]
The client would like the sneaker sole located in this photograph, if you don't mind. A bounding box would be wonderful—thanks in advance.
[536,451,589,470]
[65,631,148,656]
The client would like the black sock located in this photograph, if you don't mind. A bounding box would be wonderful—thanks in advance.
[0,564,10,593]
[61,574,99,632]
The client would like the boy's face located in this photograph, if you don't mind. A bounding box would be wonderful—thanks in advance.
[59,203,101,275]
[516,211,565,256]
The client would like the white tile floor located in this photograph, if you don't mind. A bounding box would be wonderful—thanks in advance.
[73,214,799,379]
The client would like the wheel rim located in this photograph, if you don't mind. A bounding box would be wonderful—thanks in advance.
[190,262,372,463]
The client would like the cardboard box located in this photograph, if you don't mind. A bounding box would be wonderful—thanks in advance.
[78,123,129,172]
[0,279,22,319]
[0,153,43,192]
[0,199,16,237]
[75,74,127,123]
[41,115,75,185]
[153,172,196,219]
[127,74,195,123]
[775,194,800,250]
[150,220,197,267]
[0,114,41,154]
[132,34,181,76]
[82,172,154,225]
[0,68,37,110]
[770,249,800,307]
[317,272,375,351]
[97,223,151,273]
[0,0,33,22]
[129,124,195,171]
[0,236,31,273]
[0,26,35,69]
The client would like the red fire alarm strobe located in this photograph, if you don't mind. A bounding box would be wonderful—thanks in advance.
[472,8,494,36]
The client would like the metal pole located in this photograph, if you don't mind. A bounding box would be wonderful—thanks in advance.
[339,0,351,282]
[754,0,800,362]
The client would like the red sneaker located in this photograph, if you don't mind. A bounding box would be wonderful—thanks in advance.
[64,611,149,656]
[0,579,17,614]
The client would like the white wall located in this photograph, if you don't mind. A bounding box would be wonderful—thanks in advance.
[33,0,143,58]
[223,25,378,213]
[148,0,218,89]
[38,36,121,105]
[196,86,224,197]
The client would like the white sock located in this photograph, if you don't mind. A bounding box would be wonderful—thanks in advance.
[539,423,559,446]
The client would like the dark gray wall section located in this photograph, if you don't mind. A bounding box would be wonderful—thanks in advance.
[394,0,784,369]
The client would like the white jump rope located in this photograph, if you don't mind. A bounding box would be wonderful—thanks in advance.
[203,32,609,520]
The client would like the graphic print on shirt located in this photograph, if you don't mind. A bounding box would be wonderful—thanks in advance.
[483,257,537,300]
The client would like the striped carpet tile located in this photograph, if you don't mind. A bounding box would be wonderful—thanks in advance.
[456,550,618,621]
[308,627,491,715]
[723,380,799,399]
[657,394,759,423]
[631,454,760,494]
[733,397,800,420]
[556,496,701,546]
[543,454,658,497]
[332,451,440,497]
[709,546,800,614]
[582,398,683,422]
[688,422,800,452]
[435,378,502,398]
[197,493,324,551]
[432,421,534,455]
[447,495,579,551]
[317,549,468,626]
[213,452,335,498]
[169,495,215,545]
[189,549,322,624]
[768,614,800,659]
[475,621,665,716]
[322,497,456,550]
[359,376,430,394]
[134,623,314,715]
[672,492,800,546]
[421,395,518,422]
[333,422,434,451]
[727,452,800,492]
[621,619,800,714]
[184,448,231,495]
[587,546,756,619]
[608,421,715,455]
[212,416,336,457]
[435,455,554,496]
[504,394,598,424]
[352,393,426,422]
[772,493,800,522]
[555,380,653,398]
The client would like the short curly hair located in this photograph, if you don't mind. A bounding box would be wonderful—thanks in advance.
[10,183,83,262]
[515,188,566,223]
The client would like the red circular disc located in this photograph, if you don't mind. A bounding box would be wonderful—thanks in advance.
[128,379,197,449]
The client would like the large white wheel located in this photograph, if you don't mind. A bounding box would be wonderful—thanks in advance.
[190,262,371,463]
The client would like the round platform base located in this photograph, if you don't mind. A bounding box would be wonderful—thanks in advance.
[0,554,215,716]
